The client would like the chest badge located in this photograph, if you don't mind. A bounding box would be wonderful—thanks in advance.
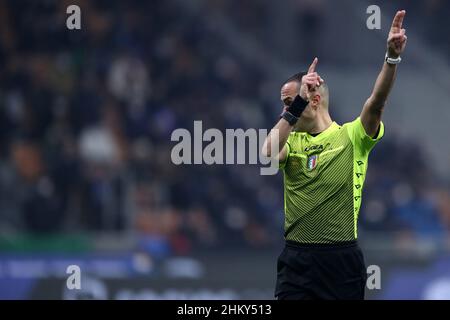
[307,154,318,171]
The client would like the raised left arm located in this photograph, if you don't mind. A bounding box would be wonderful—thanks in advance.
[361,10,407,137]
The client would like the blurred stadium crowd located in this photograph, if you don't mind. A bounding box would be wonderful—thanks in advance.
[0,0,449,258]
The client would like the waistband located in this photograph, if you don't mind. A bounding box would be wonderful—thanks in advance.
[285,240,358,250]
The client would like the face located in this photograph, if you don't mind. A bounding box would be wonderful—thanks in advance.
[280,81,299,108]
[280,80,321,124]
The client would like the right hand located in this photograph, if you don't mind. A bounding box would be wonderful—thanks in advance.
[300,57,323,100]
[387,10,407,59]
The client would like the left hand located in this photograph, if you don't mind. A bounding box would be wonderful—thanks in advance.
[387,10,407,58]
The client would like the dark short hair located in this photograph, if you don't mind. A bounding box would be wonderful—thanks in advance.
[284,71,307,86]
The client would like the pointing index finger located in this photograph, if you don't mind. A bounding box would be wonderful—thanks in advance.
[308,57,318,74]
[391,10,406,32]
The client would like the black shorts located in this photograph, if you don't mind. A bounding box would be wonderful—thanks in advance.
[275,240,367,300]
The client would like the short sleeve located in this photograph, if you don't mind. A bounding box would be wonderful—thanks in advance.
[346,117,384,154]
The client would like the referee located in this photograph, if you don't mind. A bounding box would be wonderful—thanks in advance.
[262,10,407,300]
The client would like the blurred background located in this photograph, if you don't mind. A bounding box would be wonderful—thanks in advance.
[0,0,450,299]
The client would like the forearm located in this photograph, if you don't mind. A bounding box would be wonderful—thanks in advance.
[369,61,398,109]
[262,118,292,158]
[263,91,311,158]
[361,60,399,137]
[360,61,397,137]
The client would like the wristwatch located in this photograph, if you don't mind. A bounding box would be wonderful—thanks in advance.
[385,52,402,65]
[280,111,299,126]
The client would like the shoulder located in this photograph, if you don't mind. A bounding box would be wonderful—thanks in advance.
[344,117,384,137]
[342,117,361,130]
[343,117,385,152]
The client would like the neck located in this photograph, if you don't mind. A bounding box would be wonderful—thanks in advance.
[296,111,333,134]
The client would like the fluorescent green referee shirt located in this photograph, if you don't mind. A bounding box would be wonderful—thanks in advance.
[279,117,384,243]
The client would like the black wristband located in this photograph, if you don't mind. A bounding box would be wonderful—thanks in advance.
[280,111,298,126]
[287,95,309,117]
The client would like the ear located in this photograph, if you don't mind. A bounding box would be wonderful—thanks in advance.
[311,94,321,108]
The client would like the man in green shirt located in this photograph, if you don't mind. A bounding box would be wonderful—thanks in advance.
[262,10,407,299]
